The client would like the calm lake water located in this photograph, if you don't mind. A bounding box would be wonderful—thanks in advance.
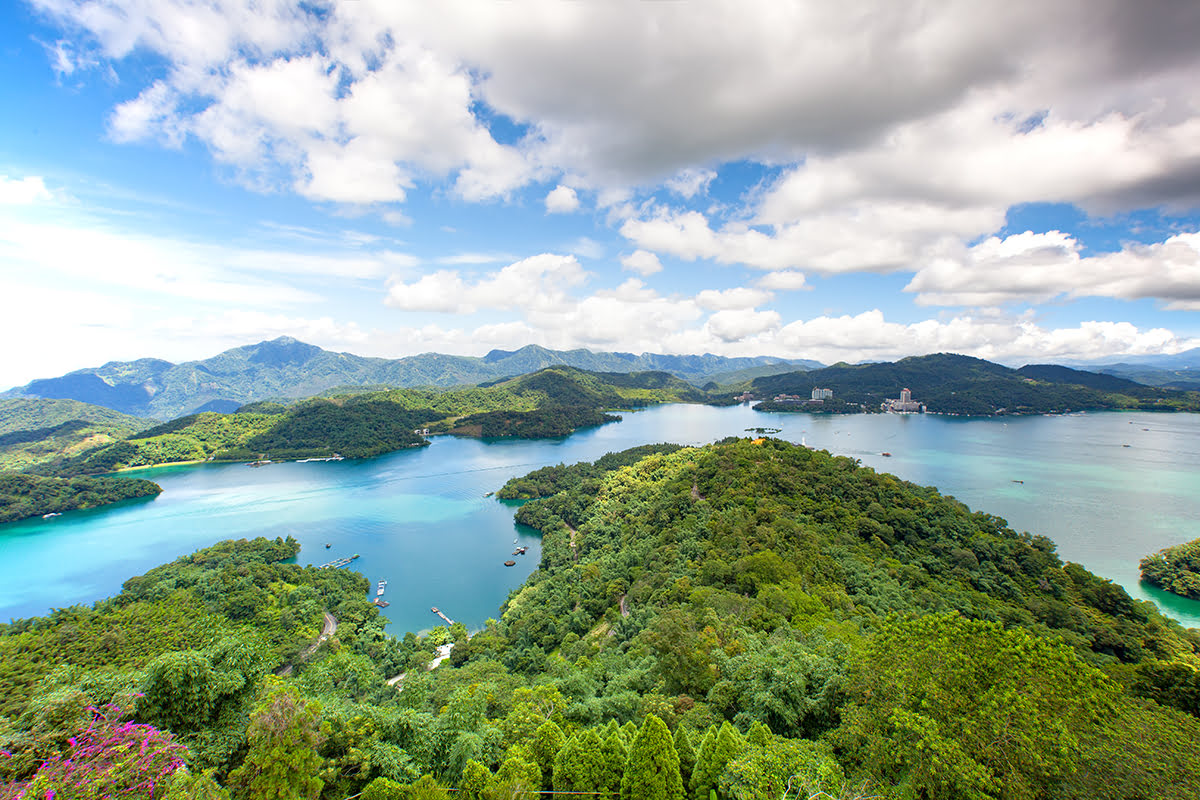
[2,404,1199,633]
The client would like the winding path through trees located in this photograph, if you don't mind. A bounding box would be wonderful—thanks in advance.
[275,611,338,677]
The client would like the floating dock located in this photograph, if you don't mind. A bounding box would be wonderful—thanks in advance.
[431,606,454,625]
[318,553,360,569]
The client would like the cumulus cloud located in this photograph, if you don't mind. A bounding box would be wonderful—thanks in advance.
[384,254,588,313]
[545,185,580,213]
[620,249,663,276]
[757,270,808,290]
[707,309,781,341]
[905,230,1200,309]
[36,0,1200,202]
[772,310,1195,365]
[695,287,772,311]
[0,176,52,204]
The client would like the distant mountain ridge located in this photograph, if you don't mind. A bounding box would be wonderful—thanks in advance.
[3,338,815,420]
[747,353,1197,415]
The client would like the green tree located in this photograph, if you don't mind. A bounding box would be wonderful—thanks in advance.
[361,777,406,800]
[531,720,566,787]
[689,723,743,800]
[164,768,231,800]
[717,739,845,800]
[140,650,217,732]
[553,729,606,792]
[485,754,540,800]
[834,613,1119,800]
[620,714,684,800]
[673,725,695,785]
[459,759,491,799]
[599,730,628,795]
[226,687,327,800]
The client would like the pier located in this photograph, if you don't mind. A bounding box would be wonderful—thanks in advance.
[430,606,454,625]
[318,553,360,569]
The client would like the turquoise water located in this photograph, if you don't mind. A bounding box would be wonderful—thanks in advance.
[2,405,1199,632]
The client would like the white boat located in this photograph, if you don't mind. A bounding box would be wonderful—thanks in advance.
[42,512,62,519]
[376,579,387,597]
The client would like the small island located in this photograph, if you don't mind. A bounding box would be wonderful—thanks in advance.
[1140,537,1200,599]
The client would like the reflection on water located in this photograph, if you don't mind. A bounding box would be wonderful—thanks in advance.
[2,405,1198,632]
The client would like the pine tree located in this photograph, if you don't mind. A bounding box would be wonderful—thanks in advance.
[689,729,716,800]
[674,725,696,785]
[531,719,566,788]
[689,723,744,800]
[488,754,541,800]
[620,714,685,800]
[621,720,639,745]
[600,730,629,794]
[747,720,771,748]
[554,729,606,792]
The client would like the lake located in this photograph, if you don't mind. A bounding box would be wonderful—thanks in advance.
[2,404,1199,633]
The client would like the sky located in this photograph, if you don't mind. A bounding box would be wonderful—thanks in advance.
[2,0,1200,390]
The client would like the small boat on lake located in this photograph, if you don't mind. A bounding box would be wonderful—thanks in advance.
[512,546,528,555]
[42,512,62,519]
[1012,479,1024,484]
[376,580,387,597]
[504,560,516,567]
[881,452,892,457]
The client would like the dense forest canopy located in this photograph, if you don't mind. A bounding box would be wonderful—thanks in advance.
[1142,537,1200,600]
[3,441,1198,799]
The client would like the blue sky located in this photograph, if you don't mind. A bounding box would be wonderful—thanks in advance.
[2,0,1199,389]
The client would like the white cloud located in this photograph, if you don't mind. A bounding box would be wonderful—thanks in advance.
[39,0,1200,204]
[905,230,1200,309]
[757,270,808,290]
[571,237,605,260]
[0,176,52,205]
[620,249,663,276]
[384,253,588,313]
[772,310,1195,366]
[695,287,772,311]
[707,309,781,341]
[545,185,580,213]
[665,168,716,198]
[437,252,512,265]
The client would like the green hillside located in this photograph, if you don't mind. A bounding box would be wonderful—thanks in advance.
[3,441,1198,799]
[0,398,156,472]
[748,353,1199,415]
[28,368,702,484]
[1142,538,1200,600]
[0,473,161,523]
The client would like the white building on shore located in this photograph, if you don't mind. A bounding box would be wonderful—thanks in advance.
[882,387,924,413]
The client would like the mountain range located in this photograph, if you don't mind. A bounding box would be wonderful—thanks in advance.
[3,338,817,420]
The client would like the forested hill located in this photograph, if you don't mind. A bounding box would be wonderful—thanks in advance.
[749,353,1200,414]
[3,337,810,419]
[0,397,156,471]
[27,367,700,483]
[4,441,1199,799]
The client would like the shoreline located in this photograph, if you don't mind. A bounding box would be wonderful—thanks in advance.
[115,459,208,473]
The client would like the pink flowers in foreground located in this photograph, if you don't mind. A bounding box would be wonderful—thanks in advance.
[1,704,186,800]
